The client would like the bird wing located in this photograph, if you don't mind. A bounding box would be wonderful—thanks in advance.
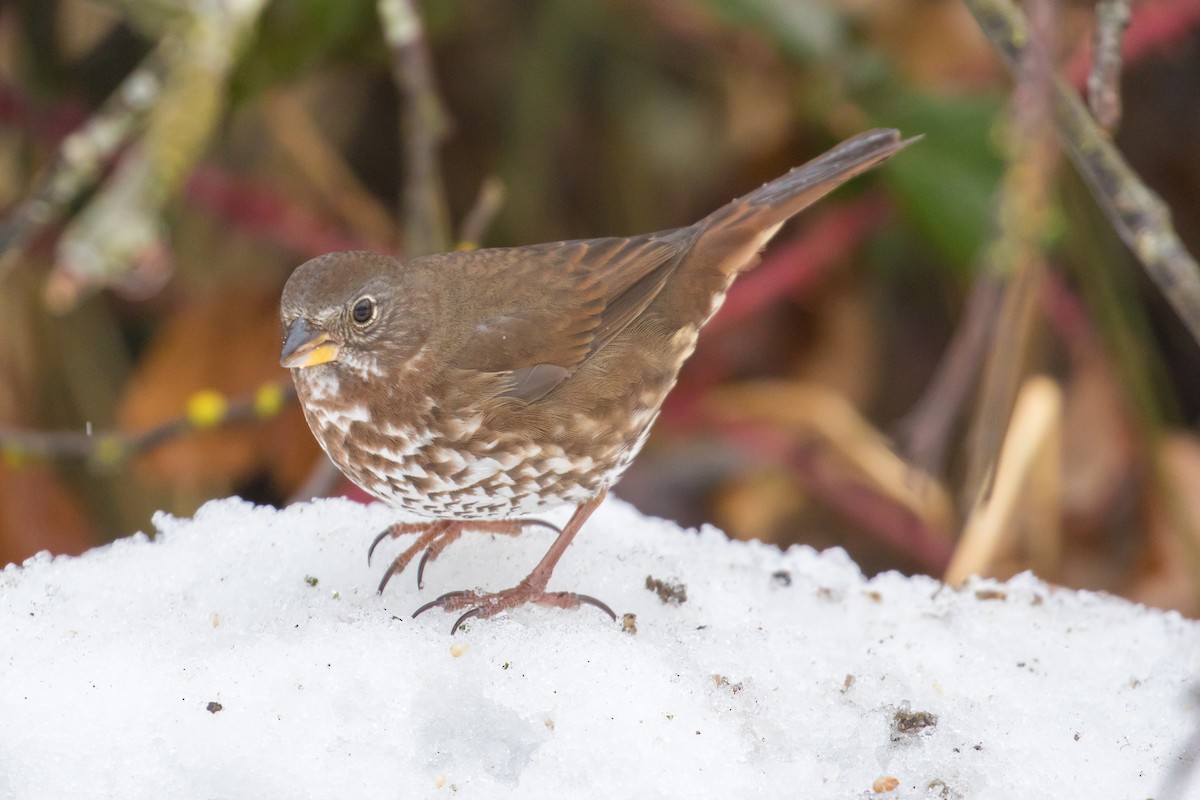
[448,229,694,403]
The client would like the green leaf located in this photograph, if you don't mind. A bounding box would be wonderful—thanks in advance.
[868,88,1006,270]
[232,0,381,99]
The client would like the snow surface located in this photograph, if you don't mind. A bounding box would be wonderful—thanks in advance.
[1,496,1198,799]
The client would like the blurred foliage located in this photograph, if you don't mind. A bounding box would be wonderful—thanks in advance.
[870,88,1005,271]
[1,0,1200,617]
[235,0,381,95]
[695,0,848,60]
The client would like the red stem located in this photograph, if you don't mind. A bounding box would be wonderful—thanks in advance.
[184,168,391,258]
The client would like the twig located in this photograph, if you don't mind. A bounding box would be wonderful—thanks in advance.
[1088,0,1132,132]
[1065,0,1200,90]
[0,382,295,471]
[261,91,399,249]
[456,177,505,250]
[789,440,955,572]
[960,0,1059,509]
[896,273,1006,477]
[964,0,1200,351]
[87,0,191,35]
[709,420,955,571]
[708,381,955,543]
[377,0,451,257]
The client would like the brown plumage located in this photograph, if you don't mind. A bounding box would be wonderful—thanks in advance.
[280,128,915,631]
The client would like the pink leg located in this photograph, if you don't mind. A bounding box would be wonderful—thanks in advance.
[412,490,615,633]
[368,517,562,593]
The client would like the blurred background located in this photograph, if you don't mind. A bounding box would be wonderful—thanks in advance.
[1,0,1199,615]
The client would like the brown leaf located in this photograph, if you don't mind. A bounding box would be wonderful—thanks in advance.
[0,463,94,566]
[117,287,321,502]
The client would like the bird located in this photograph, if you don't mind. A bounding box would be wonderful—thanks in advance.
[280,128,914,632]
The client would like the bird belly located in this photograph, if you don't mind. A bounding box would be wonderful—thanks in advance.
[305,403,620,519]
[355,439,605,520]
[295,360,665,520]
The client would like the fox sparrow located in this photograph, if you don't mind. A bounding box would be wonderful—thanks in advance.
[281,128,913,631]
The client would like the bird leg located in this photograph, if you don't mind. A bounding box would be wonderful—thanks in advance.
[412,491,616,633]
[369,517,562,593]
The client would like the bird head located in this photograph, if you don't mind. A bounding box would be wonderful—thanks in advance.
[279,251,429,380]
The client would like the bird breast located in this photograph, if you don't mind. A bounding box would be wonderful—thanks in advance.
[294,366,642,520]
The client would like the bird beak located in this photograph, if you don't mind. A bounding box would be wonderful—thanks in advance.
[280,319,340,368]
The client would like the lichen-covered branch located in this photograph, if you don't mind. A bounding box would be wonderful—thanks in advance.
[963,0,1200,350]
[87,0,192,35]
[0,44,169,271]
[45,0,270,310]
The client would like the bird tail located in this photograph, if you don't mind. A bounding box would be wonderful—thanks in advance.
[693,129,917,277]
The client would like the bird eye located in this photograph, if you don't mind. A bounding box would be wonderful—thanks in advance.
[351,296,376,326]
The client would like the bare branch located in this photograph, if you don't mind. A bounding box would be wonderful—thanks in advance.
[897,274,1006,477]
[0,382,295,471]
[377,0,452,257]
[1088,0,1132,132]
[456,177,505,250]
[45,0,270,310]
[963,0,1200,351]
[261,91,400,250]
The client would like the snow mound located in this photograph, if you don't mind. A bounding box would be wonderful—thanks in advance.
[1,497,1197,799]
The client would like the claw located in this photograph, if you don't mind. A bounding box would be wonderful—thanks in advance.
[376,560,404,595]
[367,520,428,566]
[403,494,610,633]
[525,519,562,535]
[367,527,392,566]
[573,593,618,621]
[416,548,434,590]
[412,589,478,618]
[451,607,483,635]
[411,587,616,633]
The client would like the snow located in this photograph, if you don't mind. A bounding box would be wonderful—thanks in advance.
[1,496,1197,799]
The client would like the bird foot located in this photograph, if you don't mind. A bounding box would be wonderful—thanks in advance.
[412,583,616,634]
[368,518,561,593]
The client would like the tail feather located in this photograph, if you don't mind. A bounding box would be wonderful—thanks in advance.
[696,129,917,276]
